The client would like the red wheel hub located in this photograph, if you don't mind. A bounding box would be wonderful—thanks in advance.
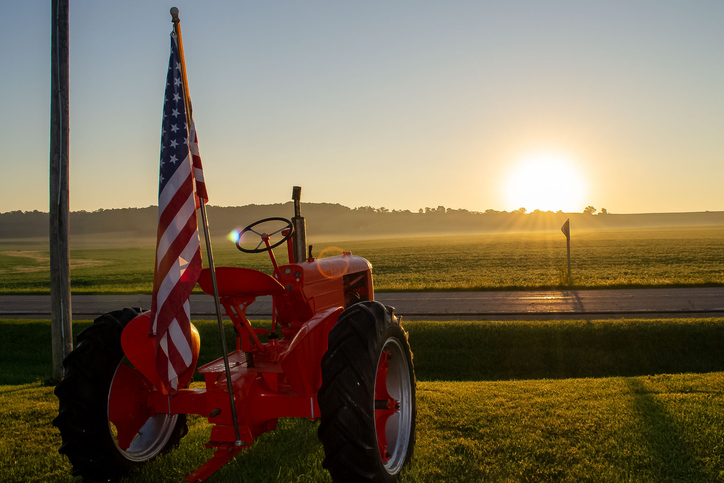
[374,350,399,463]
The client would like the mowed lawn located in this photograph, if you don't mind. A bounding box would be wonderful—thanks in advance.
[1,226,724,293]
[2,317,724,482]
[4,374,724,483]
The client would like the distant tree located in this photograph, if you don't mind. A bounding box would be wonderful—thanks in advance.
[436,205,446,214]
[377,207,389,213]
[485,209,500,214]
[418,208,423,214]
[512,207,527,214]
[600,208,608,215]
[355,206,375,213]
[583,206,597,215]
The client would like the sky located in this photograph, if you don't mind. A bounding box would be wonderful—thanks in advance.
[1,1,723,215]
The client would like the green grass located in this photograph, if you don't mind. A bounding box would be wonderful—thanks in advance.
[412,375,724,482]
[3,374,724,482]
[408,318,724,381]
[3,317,724,481]
[1,226,724,293]
[4,318,724,386]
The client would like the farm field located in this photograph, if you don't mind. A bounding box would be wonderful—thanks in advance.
[2,317,724,482]
[1,225,723,294]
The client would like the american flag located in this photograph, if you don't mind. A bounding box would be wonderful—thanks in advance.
[150,34,208,394]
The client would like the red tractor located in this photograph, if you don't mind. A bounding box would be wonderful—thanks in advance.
[53,188,416,482]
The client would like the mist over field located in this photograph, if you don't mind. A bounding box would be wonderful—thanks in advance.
[2,204,724,243]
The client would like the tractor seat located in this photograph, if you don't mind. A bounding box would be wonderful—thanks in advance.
[198,267,286,298]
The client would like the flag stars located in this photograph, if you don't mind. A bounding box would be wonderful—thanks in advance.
[169,154,178,164]
[171,124,179,133]
[173,92,181,103]
[170,139,178,149]
[174,77,182,87]
[171,108,180,118]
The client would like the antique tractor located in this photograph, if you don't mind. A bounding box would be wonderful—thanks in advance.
[53,188,416,482]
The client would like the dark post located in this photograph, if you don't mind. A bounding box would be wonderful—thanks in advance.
[50,0,72,382]
[561,218,571,284]
[566,227,571,283]
[291,186,307,263]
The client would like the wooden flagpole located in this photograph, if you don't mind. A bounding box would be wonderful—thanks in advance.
[170,7,242,444]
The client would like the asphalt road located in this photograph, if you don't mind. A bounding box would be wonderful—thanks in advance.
[1,287,723,320]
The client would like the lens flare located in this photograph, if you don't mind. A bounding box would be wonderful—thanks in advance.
[228,229,241,244]
[317,246,349,279]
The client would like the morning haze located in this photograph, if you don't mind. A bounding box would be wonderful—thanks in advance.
[2,205,723,245]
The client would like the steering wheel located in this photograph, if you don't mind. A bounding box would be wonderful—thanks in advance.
[235,217,294,253]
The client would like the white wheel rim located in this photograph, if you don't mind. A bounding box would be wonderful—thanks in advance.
[107,362,179,462]
[375,336,413,475]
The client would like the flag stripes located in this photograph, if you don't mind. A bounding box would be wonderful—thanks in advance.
[189,120,208,203]
[150,34,206,394]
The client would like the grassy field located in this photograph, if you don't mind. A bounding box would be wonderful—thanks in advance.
[5,374,724,483]
[2,317,724,482]
[1,225,723,293]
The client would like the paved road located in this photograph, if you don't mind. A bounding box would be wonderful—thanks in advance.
[1,287,723,320]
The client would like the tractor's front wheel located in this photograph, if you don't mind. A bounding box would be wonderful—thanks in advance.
[318,301,416,483]
[53,308,188,482]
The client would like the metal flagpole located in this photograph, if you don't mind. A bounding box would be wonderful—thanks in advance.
[170,7,242,445]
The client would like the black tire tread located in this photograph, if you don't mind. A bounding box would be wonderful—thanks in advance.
[53,308,187,482]
[318,301,416,483]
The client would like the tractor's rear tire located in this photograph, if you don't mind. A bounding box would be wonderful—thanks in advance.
[318,301,416,483]
[53,308,188,482]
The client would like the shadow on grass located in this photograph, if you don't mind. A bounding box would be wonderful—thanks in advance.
[625,378,709,482]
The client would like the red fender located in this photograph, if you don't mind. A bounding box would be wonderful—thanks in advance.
[281,306,342,398]
[120,312,201,394]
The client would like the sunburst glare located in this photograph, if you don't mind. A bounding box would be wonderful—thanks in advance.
[504,154,586,212]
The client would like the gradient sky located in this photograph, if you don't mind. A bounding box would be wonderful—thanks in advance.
[1,1,723,215]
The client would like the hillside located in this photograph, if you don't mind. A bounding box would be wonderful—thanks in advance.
[2,205,724,241]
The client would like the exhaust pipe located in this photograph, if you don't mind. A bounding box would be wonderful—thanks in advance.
[291,186,307,263]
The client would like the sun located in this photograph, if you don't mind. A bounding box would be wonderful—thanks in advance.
[504,154,586,212]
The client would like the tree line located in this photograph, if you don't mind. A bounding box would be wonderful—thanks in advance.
[1,204,723,240]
